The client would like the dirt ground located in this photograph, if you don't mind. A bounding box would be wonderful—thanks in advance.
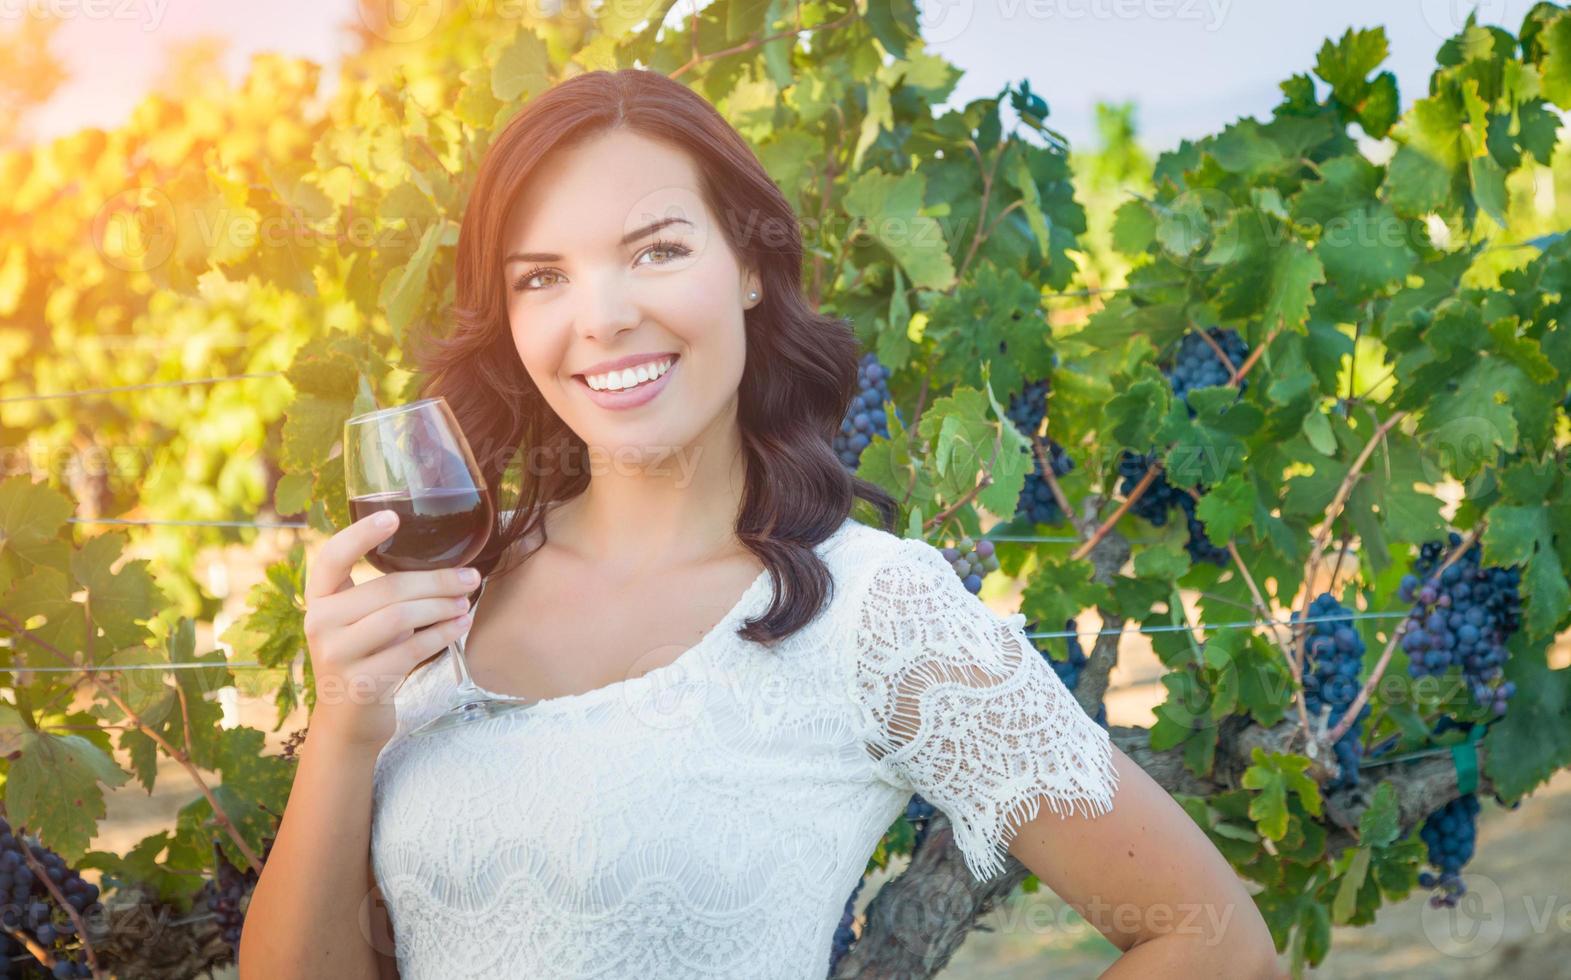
[85,534,1571,979]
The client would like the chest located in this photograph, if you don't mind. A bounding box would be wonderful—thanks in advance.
[460,551,767,704]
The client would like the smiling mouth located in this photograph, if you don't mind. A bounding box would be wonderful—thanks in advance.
[574,354,679,393]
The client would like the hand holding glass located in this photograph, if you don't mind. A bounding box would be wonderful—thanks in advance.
[344,397,532,736]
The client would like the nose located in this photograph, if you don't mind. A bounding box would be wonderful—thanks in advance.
[572,270,641,344]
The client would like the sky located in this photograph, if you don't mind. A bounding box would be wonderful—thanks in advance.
[16,0,1552,153]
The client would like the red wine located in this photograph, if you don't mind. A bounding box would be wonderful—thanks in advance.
[349,487,494,574]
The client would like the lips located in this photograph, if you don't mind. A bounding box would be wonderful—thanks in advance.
[573,355,679,411]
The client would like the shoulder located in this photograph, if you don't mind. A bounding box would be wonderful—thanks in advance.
[820,516,914,588]
[819,517,968,621]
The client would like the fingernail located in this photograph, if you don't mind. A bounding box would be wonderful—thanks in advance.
[461,568,480,585]
[376,511,397,528]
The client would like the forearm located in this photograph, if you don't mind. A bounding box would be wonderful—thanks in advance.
[1099,930,1283,979]
[239,721,386,980]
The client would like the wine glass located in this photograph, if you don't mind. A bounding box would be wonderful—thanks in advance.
[344,397,533,737]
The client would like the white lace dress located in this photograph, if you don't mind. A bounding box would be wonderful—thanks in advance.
[370,516,1119,979]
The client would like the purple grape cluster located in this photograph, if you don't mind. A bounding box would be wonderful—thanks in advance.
[1399,532,1523,717]
[1028,618,1108,728]
[941,536,999,595]
[1115,451,1230,568]
[1165,327,1249,414]
[1006,377,1051,440]
[200,851,254,950]
[1015,438,1076,527]
[1418,793,1480,909]
[0,817,99,979]
[1117,451,1189,525]
[1290,593,1371,791]
[834,353,898,471]
[827,873,867,975]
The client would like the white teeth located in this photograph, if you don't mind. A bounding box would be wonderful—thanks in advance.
[584,357,673,392]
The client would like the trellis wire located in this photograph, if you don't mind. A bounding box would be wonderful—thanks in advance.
[3,608,1409,674]
[67,517,310,530]
[0,371,284,404]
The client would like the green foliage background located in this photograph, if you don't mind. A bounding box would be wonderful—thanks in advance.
[3,1,1571,974]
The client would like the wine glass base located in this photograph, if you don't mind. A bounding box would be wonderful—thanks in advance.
[407,695,535,738]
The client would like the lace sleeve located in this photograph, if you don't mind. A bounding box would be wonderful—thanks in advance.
[843,537,1120,883]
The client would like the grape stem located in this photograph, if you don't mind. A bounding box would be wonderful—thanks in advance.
[0,610,265,875]
[899,375,930,509]
[1292,407,1408,711]
[1030,434,1076,535]
[1,921,58,974]
[955,139,1004,285]
[15,825,101,979]
[1221,535,1315,742]
[667,8,858,80]
[1071,457,1158,562]
[1194,327,1240,386]
[1324,523,1486,747]
[923,429,1003,534]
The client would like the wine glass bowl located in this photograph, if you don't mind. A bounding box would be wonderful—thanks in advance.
[344,397,532,737]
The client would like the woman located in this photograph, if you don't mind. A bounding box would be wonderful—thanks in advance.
[242,68,1278,979]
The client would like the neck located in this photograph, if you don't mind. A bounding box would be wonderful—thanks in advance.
[553,399,750,575]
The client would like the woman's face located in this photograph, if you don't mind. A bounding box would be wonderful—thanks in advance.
[501,128,759,467]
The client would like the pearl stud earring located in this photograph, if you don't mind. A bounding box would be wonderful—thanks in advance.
[747,290,759,302]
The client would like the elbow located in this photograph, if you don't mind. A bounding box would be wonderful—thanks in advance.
[1244,945,1284,980]
[1235,923,1283,980]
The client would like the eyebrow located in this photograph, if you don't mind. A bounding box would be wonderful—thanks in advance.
[503,217,694,265]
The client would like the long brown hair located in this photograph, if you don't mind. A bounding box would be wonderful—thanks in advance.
[411,67,897,645]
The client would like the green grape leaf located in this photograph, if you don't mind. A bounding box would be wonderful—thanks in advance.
[1540,11,1571,108]
[2,566,85,671]
[842,169,956,291]
[379,219,446,342]
[1193,474,1256,545]
[72,531,163,651]
[1484,649,1571,801]
[1356,781,1400,848]
[491,28,551,100]
[5,729,131,861]
[1312,203,1416,300]
[0,476,74,588]
[1332,846,1371,924]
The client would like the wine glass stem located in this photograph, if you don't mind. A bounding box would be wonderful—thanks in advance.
[450,579,486,696]
[450,642,481,695]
